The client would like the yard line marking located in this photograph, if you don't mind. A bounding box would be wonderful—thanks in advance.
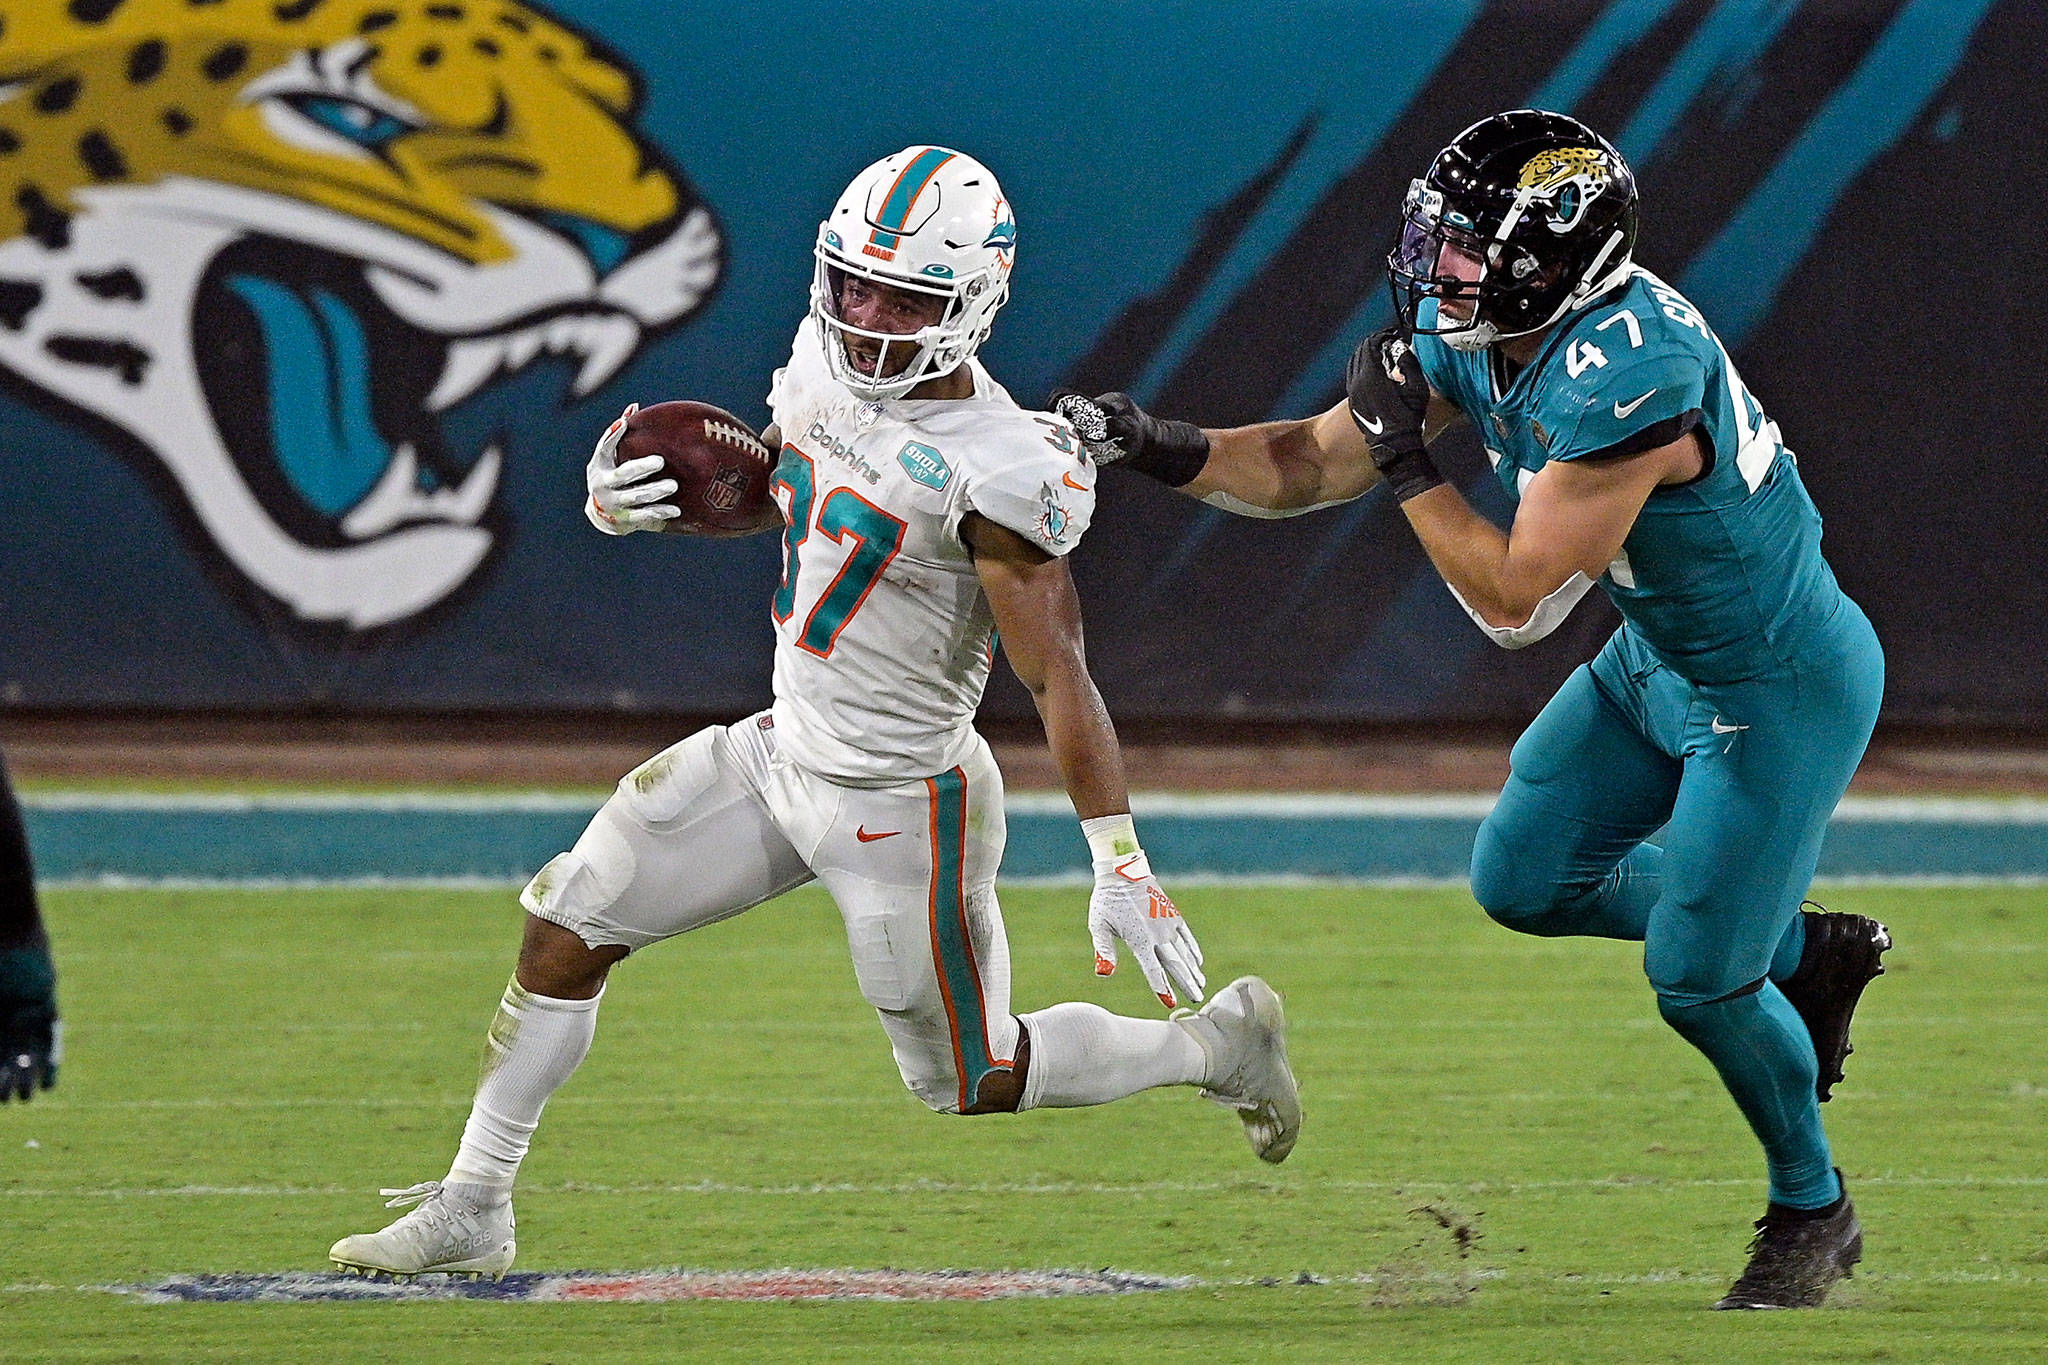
[1293,1013,2048,1029]
[45,872,2048,891]
[1552,1269,2048,1286]
[12,1174,2048,1200]
[26,1074,2042,1113]
[36,790,2048,821]
[46,877,530,892]
[68,938,2035,963]
[26,792,607,813]
[79,1008,2043,1034]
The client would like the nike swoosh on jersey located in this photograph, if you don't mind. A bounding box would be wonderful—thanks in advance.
[1709,717,1749,734]
[855,827,901,842]
[1613,390,1657,419]
[1062,472,1088,491]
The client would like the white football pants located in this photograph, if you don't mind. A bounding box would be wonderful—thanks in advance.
[522,713,1018,1113]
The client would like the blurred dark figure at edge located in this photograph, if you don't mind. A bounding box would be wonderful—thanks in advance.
[0,749,59,1101]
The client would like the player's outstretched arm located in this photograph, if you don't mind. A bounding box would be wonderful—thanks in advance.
[1185,402,1384,513]
[962,513,1204,1008]
[1049,390,1380,514]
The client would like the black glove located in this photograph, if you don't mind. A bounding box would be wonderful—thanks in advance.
[1047,390,1211,488]
[0,946,57,1101]
[1345,327,1442,503]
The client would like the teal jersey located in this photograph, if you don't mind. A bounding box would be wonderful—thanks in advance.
[1412,267,1846,683]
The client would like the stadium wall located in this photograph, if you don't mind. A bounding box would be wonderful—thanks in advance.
[2,0,2040,727]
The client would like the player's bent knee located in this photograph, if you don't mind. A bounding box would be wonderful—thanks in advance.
[1470,821,1569,932]
[958,1065,1024,1116]
[1652,978,1778,1058]
[1650,973,1756,1013]
[894,1058,1023,1116]
[519,806,670,954]
[1646,941,1765,1012]
[1644,930,1761,1010]
[515,912,625,1000]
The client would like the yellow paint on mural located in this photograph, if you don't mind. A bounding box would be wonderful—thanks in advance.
[0,0,678,261]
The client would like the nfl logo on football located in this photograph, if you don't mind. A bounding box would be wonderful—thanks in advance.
[705,468,748,512]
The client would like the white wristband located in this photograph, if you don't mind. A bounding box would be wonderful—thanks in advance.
[1080,813,1141,863]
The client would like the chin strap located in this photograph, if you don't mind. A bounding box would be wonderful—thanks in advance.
[1476,231,1635,348]
[1551,231,1633,322]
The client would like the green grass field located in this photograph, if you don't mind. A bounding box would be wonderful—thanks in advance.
[4,882,2044,1362]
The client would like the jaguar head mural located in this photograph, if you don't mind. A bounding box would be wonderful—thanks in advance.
[0,0,720,628]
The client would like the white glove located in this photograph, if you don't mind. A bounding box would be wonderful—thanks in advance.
[584,402,680,535]
[1082,815,1205,1009]
[1088,850,1206,1009]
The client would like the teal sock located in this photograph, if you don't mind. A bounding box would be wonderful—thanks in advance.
[0,945,55,1002]
[1658,982,1841,1208]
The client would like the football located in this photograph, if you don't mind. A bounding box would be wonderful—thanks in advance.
[617,401,782,537]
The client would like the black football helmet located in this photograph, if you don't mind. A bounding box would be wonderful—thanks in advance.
[1387,109,1638,351]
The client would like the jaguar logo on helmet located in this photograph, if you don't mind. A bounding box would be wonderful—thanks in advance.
[1515,147,1615,234]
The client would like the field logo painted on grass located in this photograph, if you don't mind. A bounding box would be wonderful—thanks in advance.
[120,1269,1193,1304]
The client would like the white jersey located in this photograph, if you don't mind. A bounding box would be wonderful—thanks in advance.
[764,318,1096,782]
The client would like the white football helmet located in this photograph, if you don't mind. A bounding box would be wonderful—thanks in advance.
[812,146,1016,400]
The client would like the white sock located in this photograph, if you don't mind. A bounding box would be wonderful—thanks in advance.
[1016,1002,1209,1111]
[446,979,602,1188]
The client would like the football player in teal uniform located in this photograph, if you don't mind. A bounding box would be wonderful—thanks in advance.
[0,750,59,1103]
[1056,109,1889,1310]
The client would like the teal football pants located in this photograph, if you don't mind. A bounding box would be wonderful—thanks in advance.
[1470,602,1883,1208]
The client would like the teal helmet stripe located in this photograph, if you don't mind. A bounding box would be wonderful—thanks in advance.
[925,766,1007,1110]
[869,147,957,251]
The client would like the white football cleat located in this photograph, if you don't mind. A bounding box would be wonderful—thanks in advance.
[328,1180,516,1279]
[1179,975,1302,1164]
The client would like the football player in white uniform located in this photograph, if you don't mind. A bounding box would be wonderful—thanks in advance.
[329,146,1301,1280]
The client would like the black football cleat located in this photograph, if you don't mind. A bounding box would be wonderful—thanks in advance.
[1779,909,1890,1102]
[1714,1180,1862,1309]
